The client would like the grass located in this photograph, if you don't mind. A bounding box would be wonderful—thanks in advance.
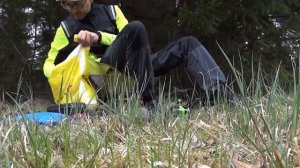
[1,62,300,167]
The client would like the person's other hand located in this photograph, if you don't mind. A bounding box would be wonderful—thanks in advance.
[77,30,99,47]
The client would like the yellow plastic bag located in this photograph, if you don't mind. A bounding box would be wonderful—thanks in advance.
[48,45,98,105]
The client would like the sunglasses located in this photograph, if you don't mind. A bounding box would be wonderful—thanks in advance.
[60,0,87,10]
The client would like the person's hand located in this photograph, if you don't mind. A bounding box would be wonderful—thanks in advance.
[77,30,100,47]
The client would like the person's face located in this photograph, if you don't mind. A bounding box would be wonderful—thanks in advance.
[61,0,93,20]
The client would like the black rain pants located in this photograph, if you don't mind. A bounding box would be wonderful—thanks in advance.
[102,21,226,103]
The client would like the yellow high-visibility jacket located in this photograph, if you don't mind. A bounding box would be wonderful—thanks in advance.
[43,4,128,78]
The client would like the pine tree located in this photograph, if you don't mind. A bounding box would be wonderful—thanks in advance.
[178,0,300,82]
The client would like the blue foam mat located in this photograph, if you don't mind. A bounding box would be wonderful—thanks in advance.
[16,112,66,125]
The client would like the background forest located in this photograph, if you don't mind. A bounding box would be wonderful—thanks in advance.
[1,0,300,100]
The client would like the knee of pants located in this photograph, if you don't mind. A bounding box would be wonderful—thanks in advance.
[125,20,147,35]
[180,36,202,49]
